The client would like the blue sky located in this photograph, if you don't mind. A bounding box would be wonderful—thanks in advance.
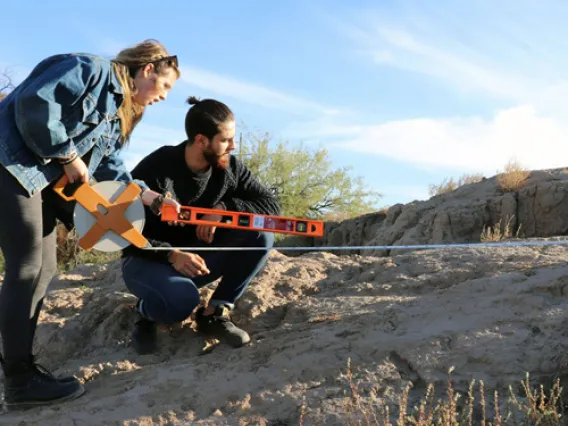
[3,0,568,208]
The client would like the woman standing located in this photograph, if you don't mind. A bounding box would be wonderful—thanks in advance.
[0,39,180,410]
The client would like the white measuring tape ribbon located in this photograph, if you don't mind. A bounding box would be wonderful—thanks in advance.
[142,239,568,251]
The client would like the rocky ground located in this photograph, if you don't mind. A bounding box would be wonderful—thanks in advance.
[4,168,568,425]
[2,240,568,425]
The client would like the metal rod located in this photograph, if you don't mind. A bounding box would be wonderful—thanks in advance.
[142,239,568,251]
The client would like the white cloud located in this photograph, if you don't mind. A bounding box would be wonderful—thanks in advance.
[331,105,568,174]
[367,27,537,102]
[79,33,341,116]
[281,117,365,143]
[333,3,568,103]
[68,24,134,58]
[129,123,186,149]
[281,101,568,177]
[179,66,339,116]
[92,38,127,58]
[298,4,568,176]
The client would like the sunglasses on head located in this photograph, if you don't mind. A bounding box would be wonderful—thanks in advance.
[149,55,178,68]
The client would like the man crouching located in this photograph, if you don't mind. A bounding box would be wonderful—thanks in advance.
[121,96,281,354]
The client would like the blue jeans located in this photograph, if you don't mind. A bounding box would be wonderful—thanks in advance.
[121,229,274,324]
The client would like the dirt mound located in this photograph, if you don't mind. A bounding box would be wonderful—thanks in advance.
[282,168,568,257]
[2,241,568,424]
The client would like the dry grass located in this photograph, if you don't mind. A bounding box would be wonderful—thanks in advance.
[56,222,119,271]
[497,159,530,193]
[300,361,564,425]
[322,211,354,222]
[480,216,522,242]
[309,313,341,323]
[323,206,391,223]
[428,158,531,198]
[0,223,117,275]
[56,223,80,267]
[428,174,485,197]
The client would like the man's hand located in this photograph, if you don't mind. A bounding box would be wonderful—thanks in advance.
[196,203,224,244]
[168,250,210,277]
[63,157,89,184]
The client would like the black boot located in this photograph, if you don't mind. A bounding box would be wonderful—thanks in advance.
[2,360,84,411]
[1,355,77,384]
[195,305,250,348]
[131,317,157,355]
[32,361,79,384]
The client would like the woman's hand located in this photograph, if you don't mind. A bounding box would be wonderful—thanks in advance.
[62,157,89,184]
[141,190,181,216]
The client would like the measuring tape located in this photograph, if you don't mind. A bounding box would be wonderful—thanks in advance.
[149,239,568,251]
[53,176,568,253]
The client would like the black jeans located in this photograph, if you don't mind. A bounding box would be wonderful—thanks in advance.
[0,166,65,365]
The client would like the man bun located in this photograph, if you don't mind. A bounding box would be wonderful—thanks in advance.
[187,96,201,105]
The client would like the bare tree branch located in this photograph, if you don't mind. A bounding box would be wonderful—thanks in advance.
[0,68,15,97]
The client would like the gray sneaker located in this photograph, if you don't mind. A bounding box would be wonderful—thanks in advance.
[195,305,250,348]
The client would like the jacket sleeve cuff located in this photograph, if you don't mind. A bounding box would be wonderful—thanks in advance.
[133,178,150,192]
[52,140,77,161]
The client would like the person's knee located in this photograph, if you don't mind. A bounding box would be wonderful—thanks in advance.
[39,250,57,284]
[135,287,200,324]
[121,257,140,291]
[121,257,153,296]
[166,288,201,323]
[31,254,57,313]
[9,251,43,283]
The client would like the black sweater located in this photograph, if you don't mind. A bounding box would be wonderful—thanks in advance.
[122,142,281,262]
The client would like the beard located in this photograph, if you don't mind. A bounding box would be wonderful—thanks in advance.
[203,149,230,169]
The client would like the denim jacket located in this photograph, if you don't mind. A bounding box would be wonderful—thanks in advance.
[0,53,149,197]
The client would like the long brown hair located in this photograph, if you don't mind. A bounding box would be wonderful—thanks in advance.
[112,39,180,144]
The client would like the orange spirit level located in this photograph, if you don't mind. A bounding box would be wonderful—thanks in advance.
[161,204,324,237]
